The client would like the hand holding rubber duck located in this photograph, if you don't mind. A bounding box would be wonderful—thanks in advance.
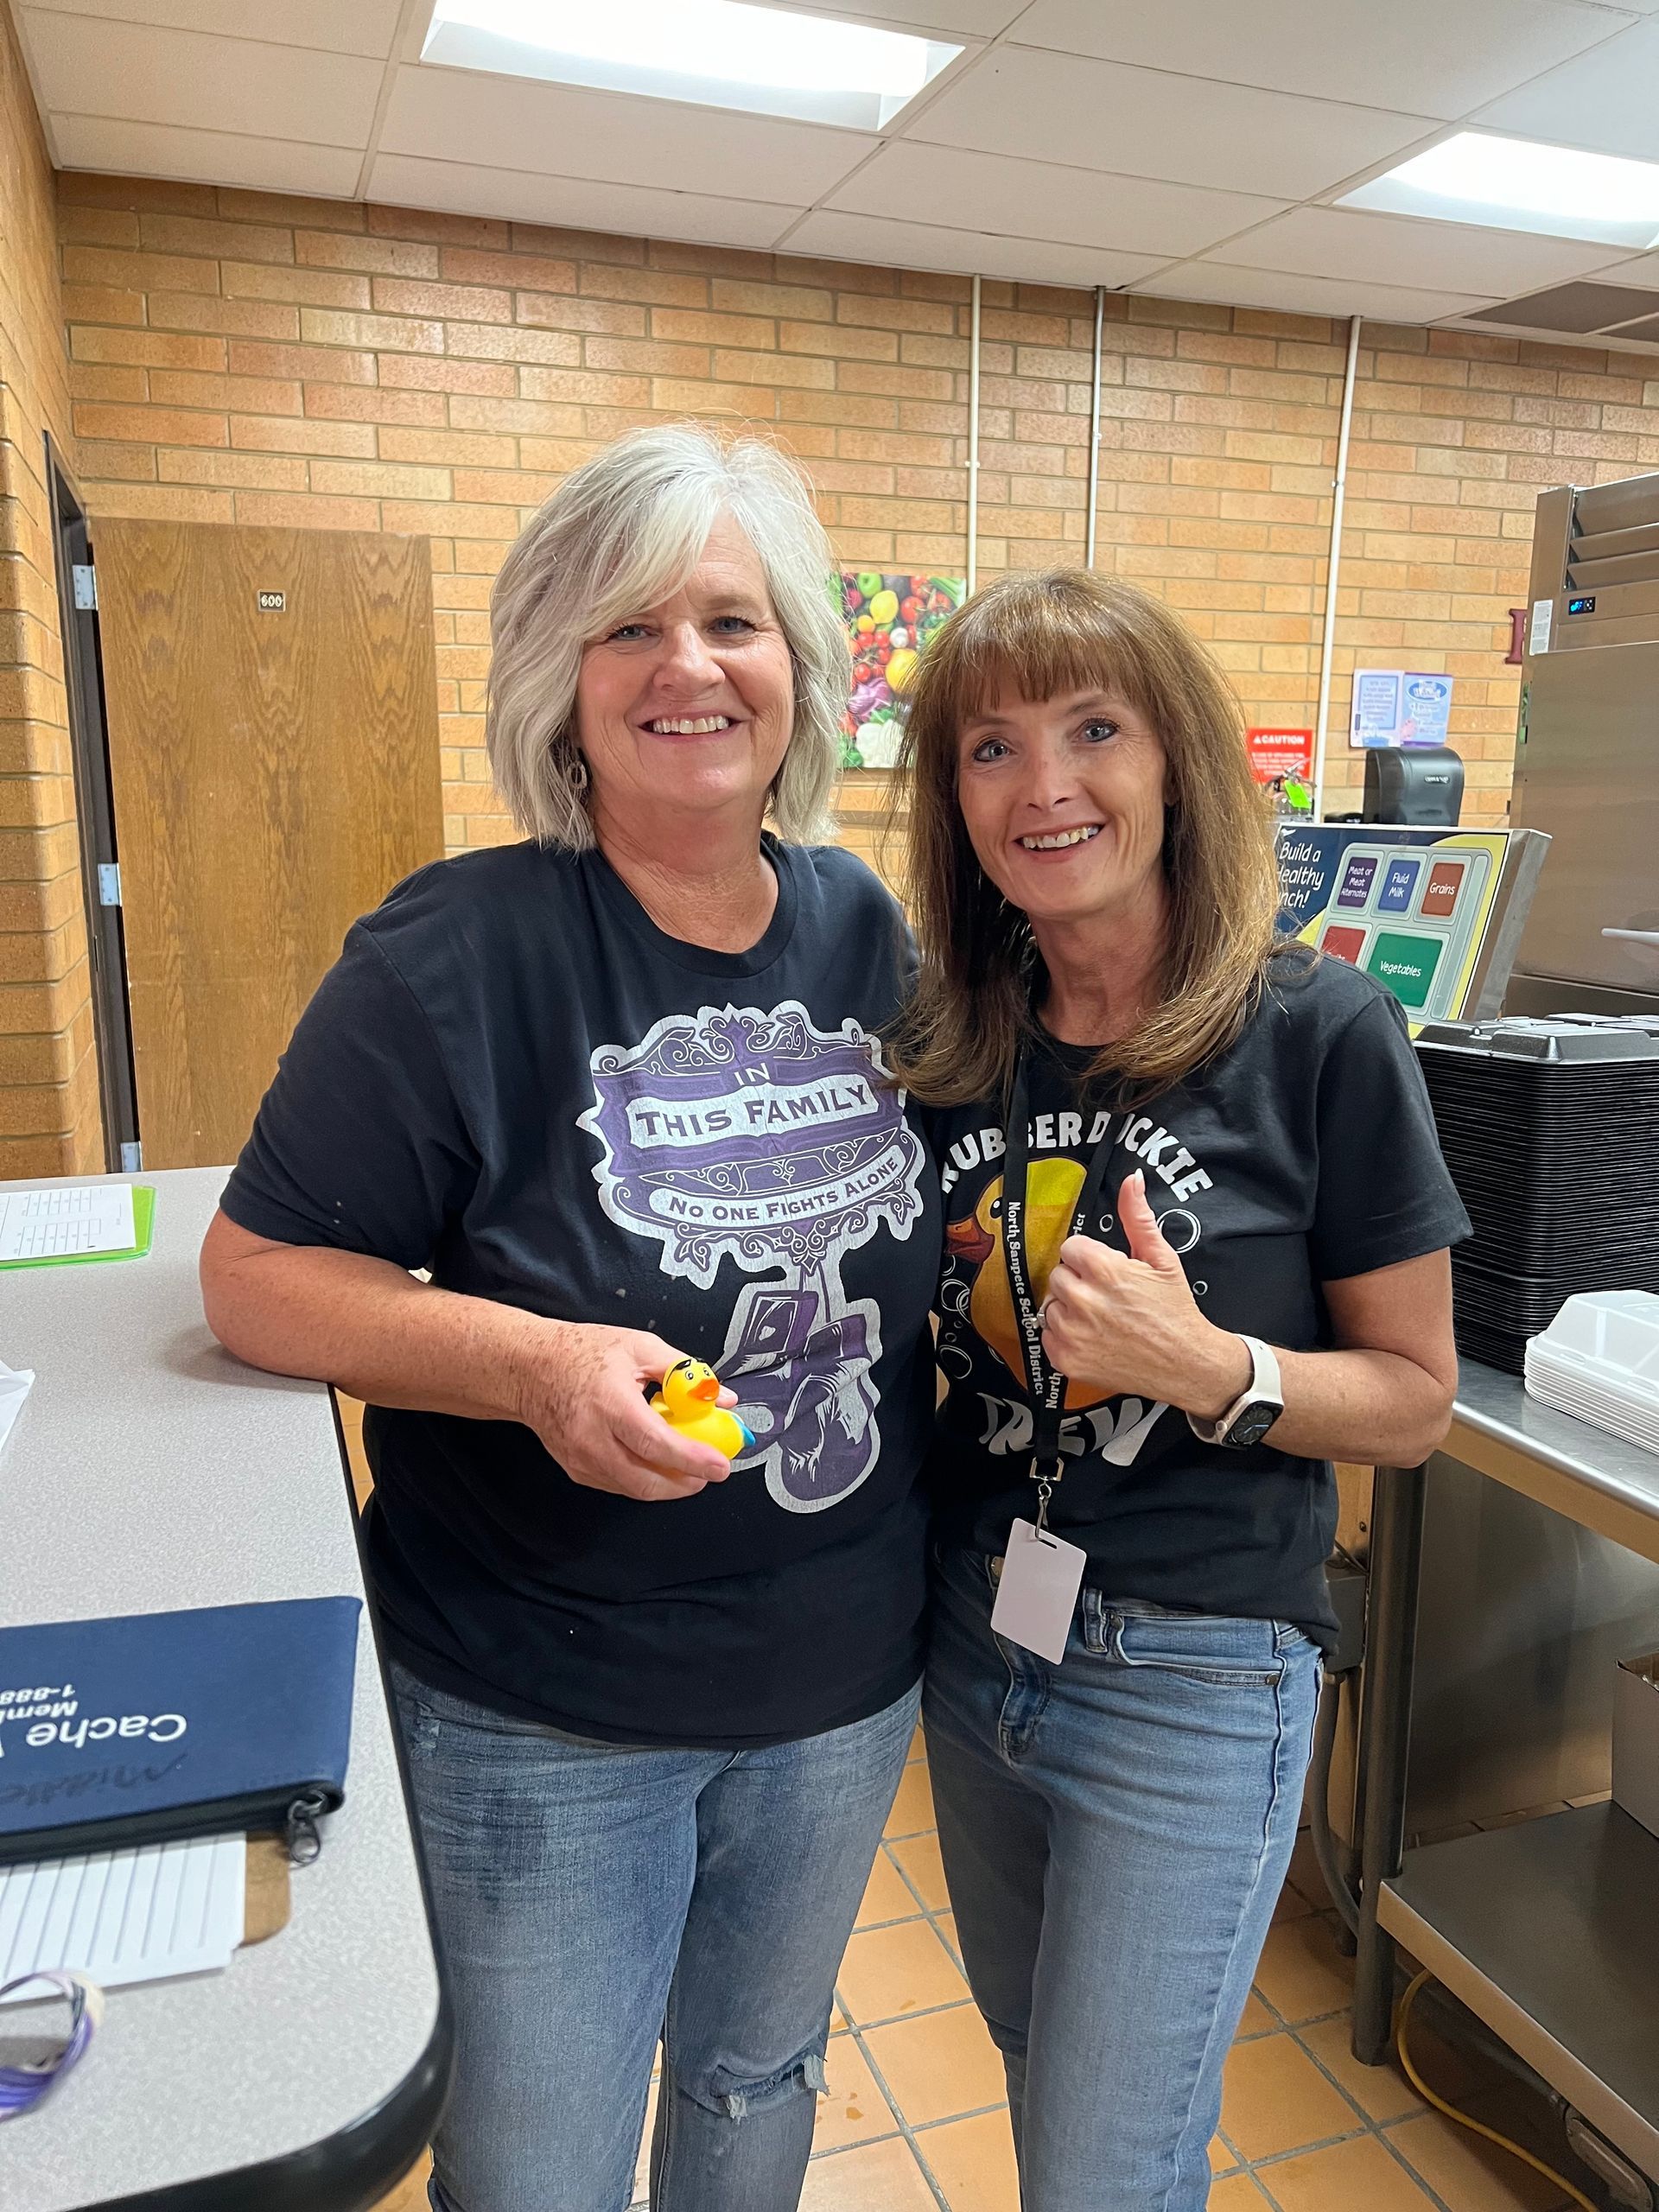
[649,1358,754,1461]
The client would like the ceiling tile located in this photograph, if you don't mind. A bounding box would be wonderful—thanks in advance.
[825,143,1286,260]
[19,0,401,58]
[781,0,1022,31]
[22,14,382,144]
[1475,20,1659,161]
[907,45,1437,200]
[1013,0,1631,120]
[367,155,801,250]
[781,208,1163,288]
[1205,204,1630,292]
[1134,258,1497,322]
[53,114,365,194]
[382,66,874,205]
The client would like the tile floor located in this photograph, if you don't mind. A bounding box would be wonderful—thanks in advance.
[369,1726,1578,2212]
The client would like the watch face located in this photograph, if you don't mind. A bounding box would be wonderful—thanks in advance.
[1225,1402,1280,1448]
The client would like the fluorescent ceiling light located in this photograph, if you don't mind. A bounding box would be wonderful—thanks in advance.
[423,1,963,130]
[1341,130,1659,249]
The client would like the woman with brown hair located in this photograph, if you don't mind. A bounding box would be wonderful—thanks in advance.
[892,569,1466,2211]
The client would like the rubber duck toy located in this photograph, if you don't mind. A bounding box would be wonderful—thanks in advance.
[650,1358,755,1460]
[944,1159,1097,1406]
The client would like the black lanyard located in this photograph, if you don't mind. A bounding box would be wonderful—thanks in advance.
[1001,1050,1120,1532]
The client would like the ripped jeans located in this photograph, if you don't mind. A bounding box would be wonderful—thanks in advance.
[390,1662,919,2212]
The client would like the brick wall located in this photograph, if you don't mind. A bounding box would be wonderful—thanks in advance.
[58,168,1659,854]
[0,0,96,1176]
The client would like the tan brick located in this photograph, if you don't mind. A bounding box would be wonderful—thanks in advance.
[712,277,831,321]
[230,414,376,457]
[297,231,440,279]
[298,308,443,353]
[714,349,832,390]
[72,327,226,371]
[216,189,363,231]
[150,370,300,415]
[650,378,778,417]
[232,491,383,531]
[59,173,215,216]
[67,364,148,401]
[370,206,509,250]
[519,365,650,407]
[139,213,295,264]
[58,206,142,249]
[781,319,896,363]
[580,264,709,308]
[61,245,219,295]
[449,394,584,435]
[147,294,300,340]
[221,262,372,310]
[156,450,308,490]
[76,403,227,448]
[303,384,447,426]
[440,247,579,292]
[59,285,146,327]
[378,355,516,396]
[82,482,235,524]
[372,277,513,322]
[309,460,453,499]
[443,324,583,366]
[516,293,645,337]
[379,427,518,467]
[652,306,776,349]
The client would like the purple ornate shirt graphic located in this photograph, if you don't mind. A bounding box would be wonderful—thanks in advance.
[579,1000,927,1514]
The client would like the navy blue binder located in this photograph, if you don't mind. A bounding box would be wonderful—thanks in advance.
[0,1596,359,1865]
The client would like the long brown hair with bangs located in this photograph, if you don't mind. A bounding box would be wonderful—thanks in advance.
[887,567,1284,1108]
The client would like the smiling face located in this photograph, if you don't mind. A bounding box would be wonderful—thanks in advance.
[575,510,795,844]
[954,684,1170,930]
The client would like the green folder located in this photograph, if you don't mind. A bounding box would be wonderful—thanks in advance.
[0,1183,156,1269]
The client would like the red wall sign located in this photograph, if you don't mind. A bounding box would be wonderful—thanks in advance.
[1246,728,1313,785]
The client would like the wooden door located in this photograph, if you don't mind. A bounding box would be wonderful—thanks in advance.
[95,521,443,1169]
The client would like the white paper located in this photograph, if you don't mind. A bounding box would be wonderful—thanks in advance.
[990,1518,1087,1664]
[0,1184,135,1263]
[0,1834,245,2002]
[1529,597,1553,655]
[0,1361,31,1459]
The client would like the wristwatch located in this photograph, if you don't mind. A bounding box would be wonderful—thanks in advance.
[1186,1335,1284,1449]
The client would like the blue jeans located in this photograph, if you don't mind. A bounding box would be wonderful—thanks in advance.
[391,1662,919,2212]
[924,1549,1320,2212]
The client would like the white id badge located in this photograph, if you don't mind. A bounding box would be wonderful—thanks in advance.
[990,1519,1087,1663]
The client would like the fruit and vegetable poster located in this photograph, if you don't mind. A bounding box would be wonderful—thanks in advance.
[841,570,964,768]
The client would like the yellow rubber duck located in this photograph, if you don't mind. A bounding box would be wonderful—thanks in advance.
[650,1358,755,1460]
[944,1159,1096,1406]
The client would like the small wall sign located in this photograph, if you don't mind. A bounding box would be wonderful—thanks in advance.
[257,590,285,612]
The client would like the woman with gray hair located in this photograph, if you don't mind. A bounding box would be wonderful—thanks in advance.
[199,425,941,2211]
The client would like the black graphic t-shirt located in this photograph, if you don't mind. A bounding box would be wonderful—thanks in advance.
[221,836,942,1749]
[928,953,1469,1648]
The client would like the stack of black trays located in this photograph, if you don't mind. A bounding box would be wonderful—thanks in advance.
[1414,1014,1659,1376]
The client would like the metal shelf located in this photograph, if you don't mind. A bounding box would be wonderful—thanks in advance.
[1379,1802,1659,2177]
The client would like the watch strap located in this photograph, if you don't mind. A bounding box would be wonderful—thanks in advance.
[1186,1335,1284,1447]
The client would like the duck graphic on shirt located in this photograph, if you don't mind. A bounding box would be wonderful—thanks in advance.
[944,1158,1103,1409]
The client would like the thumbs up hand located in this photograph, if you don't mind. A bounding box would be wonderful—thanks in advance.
[1040,1171,1253,1416]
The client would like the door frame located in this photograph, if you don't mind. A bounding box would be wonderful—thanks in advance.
[45,433,140,1172]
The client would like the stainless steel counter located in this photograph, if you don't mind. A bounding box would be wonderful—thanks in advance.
[1446,1362,1659,1565]
[1354,1357,1659,2183]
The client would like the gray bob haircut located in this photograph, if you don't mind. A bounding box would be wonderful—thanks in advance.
[486,423,850,849]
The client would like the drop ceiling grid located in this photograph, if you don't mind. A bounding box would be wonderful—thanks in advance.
[15,0,1659,334]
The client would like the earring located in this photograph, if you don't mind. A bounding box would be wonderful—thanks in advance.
[569,751,590,798]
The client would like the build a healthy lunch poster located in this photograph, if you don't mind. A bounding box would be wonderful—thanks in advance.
[841,571,964,768]
[1276,824,1510,1029]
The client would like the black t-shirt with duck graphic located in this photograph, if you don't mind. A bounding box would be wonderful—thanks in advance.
[927,952,1469,1648]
